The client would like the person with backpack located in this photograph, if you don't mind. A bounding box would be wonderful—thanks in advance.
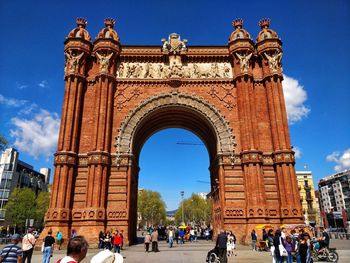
[22,228,36,263]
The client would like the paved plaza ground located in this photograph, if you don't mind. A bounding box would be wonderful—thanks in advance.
[17,238,350,263]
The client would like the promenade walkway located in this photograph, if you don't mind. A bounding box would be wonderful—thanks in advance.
[2,239,349,262]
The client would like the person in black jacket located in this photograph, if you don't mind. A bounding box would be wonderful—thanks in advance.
[216,230,228,263]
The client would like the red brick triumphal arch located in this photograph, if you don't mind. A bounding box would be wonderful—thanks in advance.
[45,18,303,245]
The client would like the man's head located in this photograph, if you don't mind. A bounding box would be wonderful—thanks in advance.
[67,236,89,262]
[11,234,21,244]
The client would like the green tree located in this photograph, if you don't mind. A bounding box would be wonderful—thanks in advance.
[138,190,166,227]
[4,188,36,230]
[35,191,51,229]
[0,135,8,151]
[175,193,212,226]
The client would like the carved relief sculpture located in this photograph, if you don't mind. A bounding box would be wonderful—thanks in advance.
[64,51,84,74]
[264,51,283,72]
[235,52,252,73]
[96,52,114,73]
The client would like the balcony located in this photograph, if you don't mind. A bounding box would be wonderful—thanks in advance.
[304,185,311,191]
[307,208,317,215]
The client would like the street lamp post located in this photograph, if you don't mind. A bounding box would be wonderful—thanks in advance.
[180,191,184,224]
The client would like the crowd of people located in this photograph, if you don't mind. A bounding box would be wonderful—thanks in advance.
[0,224,335,263]
[250,226,330,263]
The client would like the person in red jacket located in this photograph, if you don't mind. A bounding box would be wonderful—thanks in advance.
[113,231,123,253]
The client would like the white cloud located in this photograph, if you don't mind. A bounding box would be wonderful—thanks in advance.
[0,94,27,107]
[10,109,60,159]
[282,74,310,124]
[38,80,49,89]
[326,148,350,172]
[293,146,302,159]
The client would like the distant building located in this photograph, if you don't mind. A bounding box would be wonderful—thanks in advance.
[318,170,349,213]
[296,171,320,226]
[0,148,50,222]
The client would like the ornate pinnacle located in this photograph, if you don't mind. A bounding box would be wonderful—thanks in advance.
[259,18,271,29]
[104,18,116,28]
[76,18,88,28]
[232,18,244,29]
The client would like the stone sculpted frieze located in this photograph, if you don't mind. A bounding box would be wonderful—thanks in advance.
[116,62,232,79]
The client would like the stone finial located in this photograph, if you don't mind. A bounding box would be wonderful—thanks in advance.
[259,18,271,29]
[232,18,244,29]
[104,18,116,28]
[76,18,88,28]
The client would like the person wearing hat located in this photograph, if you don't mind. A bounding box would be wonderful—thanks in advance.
[22,228,36,263]
[90,250,123,263]
[0,233,23,263]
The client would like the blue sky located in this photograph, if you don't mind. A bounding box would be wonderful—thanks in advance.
[0,0,349,210]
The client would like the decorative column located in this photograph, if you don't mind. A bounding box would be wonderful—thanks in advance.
[256,18,303,222]
[73,18,121,241]
[228,19,266,223]
[45,18,91,237]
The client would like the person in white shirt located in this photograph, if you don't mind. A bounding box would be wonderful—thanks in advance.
[22,228,36,263]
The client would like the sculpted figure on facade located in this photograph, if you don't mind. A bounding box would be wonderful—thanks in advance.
[117,63,124,78]
[264,51,282,72]
[236,52,252,73]
[210,63,221,78]
[96,52,114,73]
[64,51,84,74]
[222,64,231,77]
[169,61,183,78]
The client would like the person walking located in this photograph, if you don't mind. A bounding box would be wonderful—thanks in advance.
[56,231,63,250]
[168,228,174,248]
[56,236,88,263]
[144,232,151,252]
[22,228,36,263]
[179,228,185,244]
[42,230,55,263]
[151,229,159,252]
[251,229,257,251]
[0,234,23,263]
[216,230,228,263]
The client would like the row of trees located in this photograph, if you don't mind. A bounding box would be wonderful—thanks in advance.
[137,190,212,227]
[4,188,50,231]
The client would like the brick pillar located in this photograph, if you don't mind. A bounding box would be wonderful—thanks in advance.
[74,18,121,245]
[229,28,267,222]
[256,19,303,223]
[45,22,91,240]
